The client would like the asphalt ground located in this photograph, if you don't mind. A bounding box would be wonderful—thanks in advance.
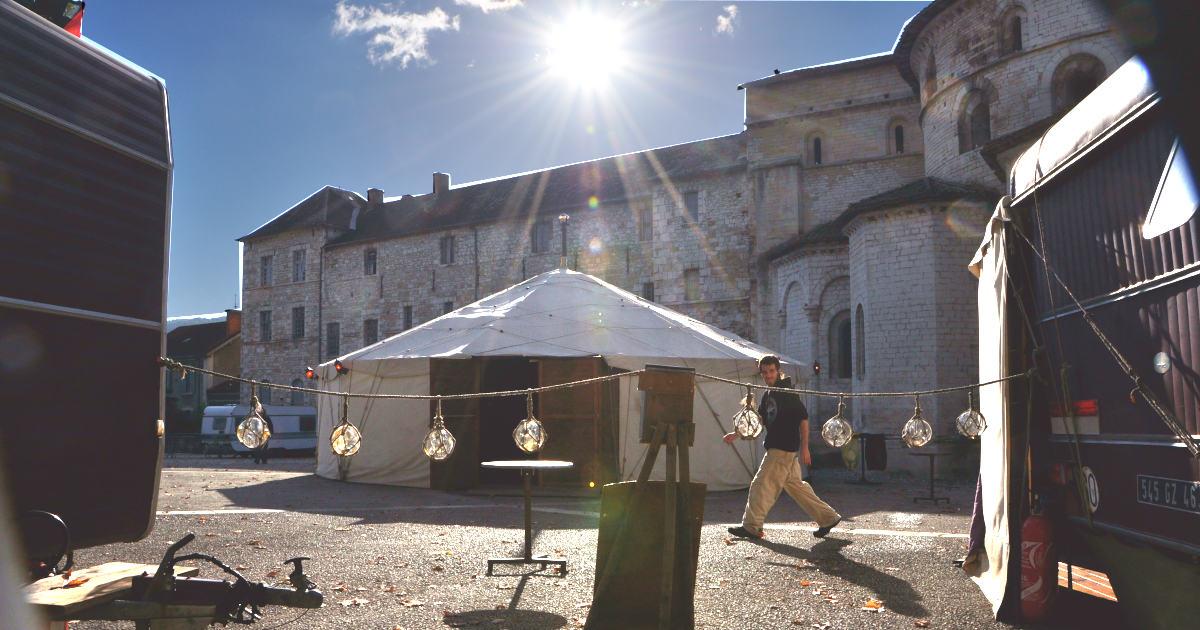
[66,456,1125,629]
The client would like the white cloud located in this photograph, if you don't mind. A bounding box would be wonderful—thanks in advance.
[455,0,523,12]
[333,2,461,68]
[716,4,738,36]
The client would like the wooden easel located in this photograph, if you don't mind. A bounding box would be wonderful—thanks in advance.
[586,365,704,630]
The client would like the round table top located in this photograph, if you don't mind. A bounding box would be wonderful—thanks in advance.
[480,460,574,469]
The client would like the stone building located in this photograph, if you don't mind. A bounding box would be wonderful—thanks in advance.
[239,0,1128,467]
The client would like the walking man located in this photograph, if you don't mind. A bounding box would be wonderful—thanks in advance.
[724,355,841,539]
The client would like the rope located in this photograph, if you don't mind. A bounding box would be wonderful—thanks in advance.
[692,369,1034,398]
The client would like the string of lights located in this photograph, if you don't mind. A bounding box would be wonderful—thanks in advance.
[158,357,1031,461]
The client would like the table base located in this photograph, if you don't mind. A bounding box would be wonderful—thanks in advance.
[487,556,567,576]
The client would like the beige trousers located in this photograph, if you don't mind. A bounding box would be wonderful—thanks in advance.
[741,448,840,535]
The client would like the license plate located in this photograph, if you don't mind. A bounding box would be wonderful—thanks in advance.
[1137,475,1200,515]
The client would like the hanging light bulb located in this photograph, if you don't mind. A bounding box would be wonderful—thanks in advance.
[732,386,763,439]
[236,387,272,449]
[956,390,987,439]
[901,396,933,448]
[513,392,548,454]
[821,396,854,448]
[330,395,362,457]
[423,398,456,461]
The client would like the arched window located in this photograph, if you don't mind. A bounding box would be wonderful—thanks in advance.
[999,6,1026,55]
[290,378,305,406]
[829,311,852,379]
[855,304,866,379]
[812,136,823,165]
[1052,54,1106,113]
[959,90,992,153]
[923,51,938,99]
[887,119,909,155]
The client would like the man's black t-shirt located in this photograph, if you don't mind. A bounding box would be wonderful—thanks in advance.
[759,376,808,452]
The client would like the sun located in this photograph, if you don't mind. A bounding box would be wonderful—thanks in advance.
[544,12,629,90]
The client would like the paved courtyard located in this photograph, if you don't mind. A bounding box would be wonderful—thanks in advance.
[69,457,1124,629]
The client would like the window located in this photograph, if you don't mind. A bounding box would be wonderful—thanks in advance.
[684,268,700,302]
[292,306,305,340]
[959,90,992,152]
[532,219,553,254]
[894,125,905,154]
[999,7,1026,55]
[363,248,377,276]
[641,282,655,301]
[812,137,823,165]
[923,51,937,99]
[290,379,305,406]
[439,235,455,264]
[855,304,866,379]
[829,311,852,379]
[259,310,272,342]
[299,416,316,432]
[683,191,699,221]
[209,417,225,432]
[1142,140,1199,239]
[260,255,273,287]
[326,322,340,357]
[292,250,305,282]
[442,301,454,315]
[403,305,414,330]
[637,203,653,242]
[363,318,378,346]
[1052,55,1106,113]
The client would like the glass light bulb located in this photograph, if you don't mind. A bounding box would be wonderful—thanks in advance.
[821,416,853,448]
[821,402,853,448]
[330,423,362,457]
[513,416,548,454]
[423,418,456,461]
[901,405,933,448]
[733,407,763,439]
[236,412,271,449]
[956,409,987,439]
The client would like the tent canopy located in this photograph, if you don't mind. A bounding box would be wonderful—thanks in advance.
[317,270,801,491]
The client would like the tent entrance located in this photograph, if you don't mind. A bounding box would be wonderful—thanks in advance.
[478,358,537,485]
[536,358,620,487]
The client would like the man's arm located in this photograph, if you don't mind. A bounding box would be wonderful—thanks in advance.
[800,418,812,467]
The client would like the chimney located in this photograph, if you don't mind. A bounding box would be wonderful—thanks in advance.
[225,309,242,337]
[367,188,384,206]
[433,172,451,194]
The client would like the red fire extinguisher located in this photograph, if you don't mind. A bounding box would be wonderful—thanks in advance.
[1019,511,1056,621]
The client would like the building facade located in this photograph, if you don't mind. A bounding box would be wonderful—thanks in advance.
[239,0,1128,467]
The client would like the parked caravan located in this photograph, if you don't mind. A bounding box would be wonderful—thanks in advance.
[201,405,318,455]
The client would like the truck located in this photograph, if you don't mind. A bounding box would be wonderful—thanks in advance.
[0,1,323,625]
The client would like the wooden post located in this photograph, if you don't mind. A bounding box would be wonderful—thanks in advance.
[659,424,678,630]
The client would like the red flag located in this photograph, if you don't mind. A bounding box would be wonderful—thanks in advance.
[64,4,84,38]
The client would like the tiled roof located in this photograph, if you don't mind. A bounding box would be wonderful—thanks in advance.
[761,177,997,262]
[239,186,367,241]
[738,52,894,90]
[166,321,230,360]
[323,134,746,248]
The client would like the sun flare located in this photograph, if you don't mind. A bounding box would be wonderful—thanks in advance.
[545,12,628,89]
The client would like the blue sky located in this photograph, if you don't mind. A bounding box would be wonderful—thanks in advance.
[85,1,928,317]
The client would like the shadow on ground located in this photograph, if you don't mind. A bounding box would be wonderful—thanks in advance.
[752,536,930,619]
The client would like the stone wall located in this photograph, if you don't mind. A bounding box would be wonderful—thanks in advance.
[911,0,1128,187]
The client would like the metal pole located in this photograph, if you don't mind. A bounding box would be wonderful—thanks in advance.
[523,468,533,561]
[558,213,570,269]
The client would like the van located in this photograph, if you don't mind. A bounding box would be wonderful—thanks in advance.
[200,405,318,456]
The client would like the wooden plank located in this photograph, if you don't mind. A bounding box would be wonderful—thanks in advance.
[26,562,198,617]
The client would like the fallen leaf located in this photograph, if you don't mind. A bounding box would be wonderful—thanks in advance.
[723,537,738,546]
[401,599,425,608]
[235,565,249,571]
[332,582,348,592]
[431,566,444,572]
[63,577,90,589]
[914,621,931,628]
[863,598,885,612]
[265,569,279,578]
[334,526,352,532]
[382,585,396,593]
[247,540,262,546]
[355,587,369,592]
[800,580,813,587]
[203,533,218,538]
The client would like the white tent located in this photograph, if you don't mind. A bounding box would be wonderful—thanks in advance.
[315,269,801,491]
